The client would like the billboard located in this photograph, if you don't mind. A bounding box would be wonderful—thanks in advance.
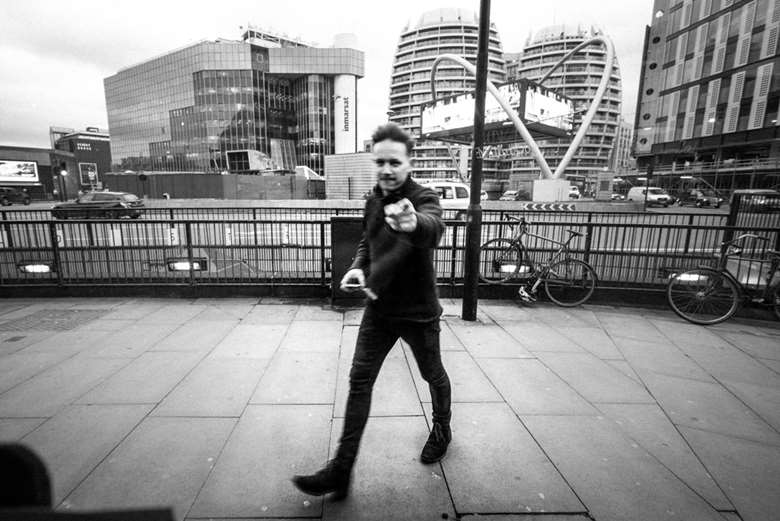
[0,160,39,184]
[421,79,574,144]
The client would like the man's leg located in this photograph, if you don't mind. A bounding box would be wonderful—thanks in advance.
[402,319,452,463]
[293,307,397,498]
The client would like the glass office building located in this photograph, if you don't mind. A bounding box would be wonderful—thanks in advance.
[388,8,507,179]
[634,0,780,191]
[104,30,363,175]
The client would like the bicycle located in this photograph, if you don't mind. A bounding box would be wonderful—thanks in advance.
[666,233,780,325]
[478,215,598,307]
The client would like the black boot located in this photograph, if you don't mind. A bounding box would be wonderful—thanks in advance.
[420,421,451,464]
[292,459,352,500]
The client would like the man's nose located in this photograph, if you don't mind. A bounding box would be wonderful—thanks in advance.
[380,163,393,175]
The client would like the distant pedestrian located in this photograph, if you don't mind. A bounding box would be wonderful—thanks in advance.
[292,122,452,500]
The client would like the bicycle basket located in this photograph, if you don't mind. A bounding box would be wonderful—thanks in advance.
[723,237,779,289]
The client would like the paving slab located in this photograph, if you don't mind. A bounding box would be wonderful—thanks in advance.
[18,330,113,356]
[77,352,204,405]
[459,516,591,521]
[649,319,734,349]
[537,352,655,404]
[557,326,623,359]
[720,331,780,361]
[139,304,207,325]
[439,320,466,350]
[192,304,253,321]
[80,323,181,358]
[323,416,456,521]
[441,299,492,322]
[154,358,268,416]
[680,426,780,521]
[597,313,669,344]
[614,336,715,383]
[0,350,76,394]
[531,306,601,328]
[342,308,364,326]
[758,357,780,374]
[673,341,780,389]
[597,403,732,510]
[605,360,643,384]
[280,320,342,353]
[149,320,237,353]
[502,323,584,353]
[522,415,727,521]
[428,402,583,514]
[62,416,234,520]
[0,357,129,417]
[478,359,596,415]
[72,318,137,332]
[100,302,167,320]
[480,302,536,322]
[0,418,46,441]
[718,378,780,432]
[294,305,343,321]
[334,352,422,418]
[0,331,58,355]
[207,324,287,359]
[640,372,780,446]
[23,404,153,504]
[406,349,502,403]
[250,352,337,405]
[449,324,533,358]
[242,304,299,325]
[189,405,331,518]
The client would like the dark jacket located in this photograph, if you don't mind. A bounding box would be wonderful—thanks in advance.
[349,177,445,321]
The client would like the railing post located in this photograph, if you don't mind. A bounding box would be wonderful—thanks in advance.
[48,222,64,286]
[185,221,195,286]
[320,222,326,288]
[583,212,593,265]
[720,192,741,268]
[450,222,459,285]
[683,214,694,254]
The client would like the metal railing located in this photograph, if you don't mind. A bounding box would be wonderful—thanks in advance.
[2,211,778,291]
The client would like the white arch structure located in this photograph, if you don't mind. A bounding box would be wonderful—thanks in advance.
[429,36,616,179]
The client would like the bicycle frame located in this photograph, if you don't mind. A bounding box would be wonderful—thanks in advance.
[505,220,578,275]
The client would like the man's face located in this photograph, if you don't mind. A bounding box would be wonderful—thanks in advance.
[373,139,411,194]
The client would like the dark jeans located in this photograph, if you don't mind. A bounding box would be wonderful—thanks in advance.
[335,306,451,465]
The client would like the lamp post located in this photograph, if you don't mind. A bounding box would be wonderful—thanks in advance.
[59,165,68,202]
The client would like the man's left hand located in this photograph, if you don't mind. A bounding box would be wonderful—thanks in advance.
[384,198,417,232]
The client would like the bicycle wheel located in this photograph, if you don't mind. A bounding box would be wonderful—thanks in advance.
[478,238,522,284]
[543,258,596,307]
[667,268,740,325]
[772,286,780,321]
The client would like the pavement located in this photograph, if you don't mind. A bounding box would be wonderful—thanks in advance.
[0,297,778,521]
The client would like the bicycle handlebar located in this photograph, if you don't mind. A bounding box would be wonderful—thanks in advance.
[722,233,770,247]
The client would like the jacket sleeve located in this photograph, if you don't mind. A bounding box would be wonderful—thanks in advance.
[349,232,369,272]
[410,188,445,248]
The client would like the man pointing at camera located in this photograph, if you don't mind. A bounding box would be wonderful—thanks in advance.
[292,122,452,500]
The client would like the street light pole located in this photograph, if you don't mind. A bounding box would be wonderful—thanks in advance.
[461,0,491,321]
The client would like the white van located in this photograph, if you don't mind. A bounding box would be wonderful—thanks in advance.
[627,186,671,207]
[418,180,470,210]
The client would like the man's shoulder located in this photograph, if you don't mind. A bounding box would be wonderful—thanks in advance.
[406,180,439,201]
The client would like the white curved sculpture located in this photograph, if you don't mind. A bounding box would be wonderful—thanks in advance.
[429,36,615,180]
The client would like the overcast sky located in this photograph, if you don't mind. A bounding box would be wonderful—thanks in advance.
[0,0,654,149]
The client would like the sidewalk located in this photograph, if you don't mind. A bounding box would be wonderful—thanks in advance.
[0,297,778,521]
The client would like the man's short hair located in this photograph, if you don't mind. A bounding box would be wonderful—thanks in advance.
[372,122,414,154]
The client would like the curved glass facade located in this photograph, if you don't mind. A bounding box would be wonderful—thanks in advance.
[388,8,507,179]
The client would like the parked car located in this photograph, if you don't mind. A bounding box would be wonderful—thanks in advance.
[675,188,723,208]
[627,186,671,207]
[568,185,581,199]
[480,190,488,201]
[499,189,531,201]
[418,180,470,210]
[51,191,144,219]
[0,187,31,206]
[610,193,626,201]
